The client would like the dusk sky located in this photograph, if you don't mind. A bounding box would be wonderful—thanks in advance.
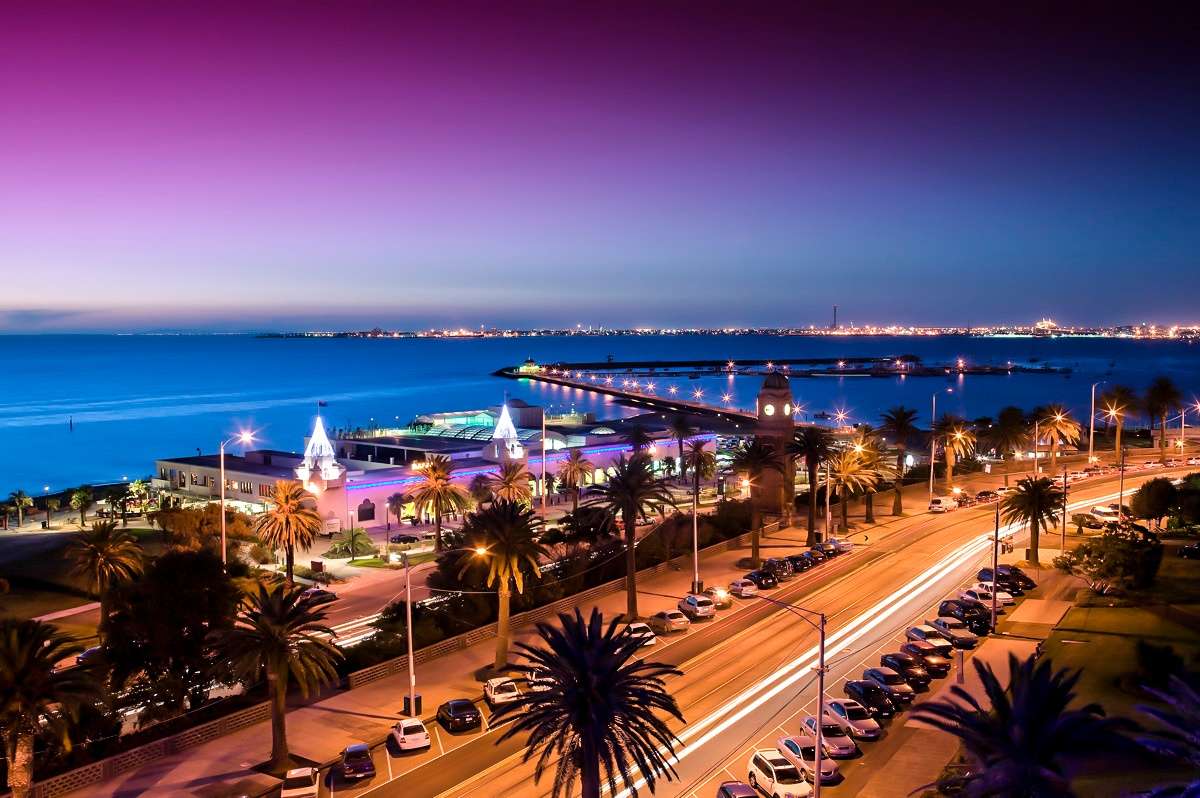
[3,2,1199,332]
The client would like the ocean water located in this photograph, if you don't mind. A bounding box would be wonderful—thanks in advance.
[1,334,1198,493]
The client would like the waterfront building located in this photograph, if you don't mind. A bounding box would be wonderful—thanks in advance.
[753,371,796,515]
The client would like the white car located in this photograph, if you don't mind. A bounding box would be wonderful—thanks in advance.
[747,749,812,797]
[905,625,956,655]
[389,718,431,751]
[280,767,320,798]
[525,668,554,692]
[825,698,882,740]
[927,617,979,648]
[800,715,859,758]
[972,582,1015,605]
[958,587,1001,609]
[1067,471,1088,482]
[1090,504,1123,522]
[484,677,522,707]
[775,736,840,784]
[677,594,716,620]
[995,486,1016,497]
[825,537,854,553]
[928,497,959,513]
[729,578,759,598]
[624,622,657,647]
[648,610,690,634]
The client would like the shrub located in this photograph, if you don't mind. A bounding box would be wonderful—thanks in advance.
[249,542,273,564]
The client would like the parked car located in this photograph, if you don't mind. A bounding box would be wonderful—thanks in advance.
[785,554,813,574]
[776,735,840,784]
[764,557,795,580]
[1180,542,1200,560]
[815,541,841,557]
[863,667,915,703]
[624,622,658,647]
[905,625,955,656]
[340,743,376,780]
[747,749,811,797]
[744,569,779,589]
[900,641,952,677]
[927,617,980,648]
[678,593,717,620]
[389,719,431,751]
[703,586,734,609]
[826,537,854,553]
[928,497,959,513]
[800,715,859,758]
[390,533,422,544]
[648,609,690,634]
[843,679,897,719]
[437,698,482,731]
[955,493,978,508]
[301,587,337,602]
[972,581,1015,605]
[938,599,991,635]
[484,677,522,708]
[806,547,827,563]
[986,563,1038,590]
[958,587,1001,610]
[716,781,758,798]
[974,490,1000,504]
[1090,504,1124,522]
[729,578,760,598]
[880,652,931,689]
[825,698,882,740]
[975,569,1025,595]
[280,767,320,798]
[525,668,554,692]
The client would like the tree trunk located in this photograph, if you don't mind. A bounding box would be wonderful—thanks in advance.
[7,731,34,798]
[806,464,819,546]
[98,591,110,644]
[623,511,638,620]
[750,508,761,567]
[580,736,601,798]
[839,491,849,532]
[268,668,289,771]
[1029,517,1040,566]
[494,583,511,670]
[1160,414,1168,462]
[945,448,955,485]
[285,544,295,585]
[572,487,580,515]
[893,451,905,515]
[864,490,875,524]
[434,510,443,552]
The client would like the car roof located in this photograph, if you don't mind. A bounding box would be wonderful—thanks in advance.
[781,733,816,746]
[486,676,515,687]
[286,767,316,777]
[870,666,898,676]
[905,639,934,649]
[446,698,475,709]
[756,749,789,764]
[345,743,370,753]
[718,782,758,797]
[913,624,938,632]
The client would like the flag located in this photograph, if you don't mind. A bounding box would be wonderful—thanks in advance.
[317,401,328,407]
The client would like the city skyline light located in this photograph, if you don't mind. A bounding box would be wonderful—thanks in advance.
[3,1,1200,332]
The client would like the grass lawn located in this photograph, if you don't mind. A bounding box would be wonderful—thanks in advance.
[349,551,438,569]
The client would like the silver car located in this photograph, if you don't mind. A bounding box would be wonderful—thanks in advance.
[648,610,690,634]
[927,617,979,649]
[825,698,882,740]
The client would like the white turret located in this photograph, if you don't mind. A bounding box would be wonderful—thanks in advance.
[296,415,345,483]
[484,403,525,461]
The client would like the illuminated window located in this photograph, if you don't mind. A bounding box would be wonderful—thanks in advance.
[783,403,791,415]
[763,404,775,416]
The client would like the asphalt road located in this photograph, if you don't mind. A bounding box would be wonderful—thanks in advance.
[306,465,1181,798]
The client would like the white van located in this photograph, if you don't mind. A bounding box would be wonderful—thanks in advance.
[928,497,960,513]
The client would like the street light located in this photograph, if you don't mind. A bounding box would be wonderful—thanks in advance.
[752,596,829,798]
[1088,381,1105,463]
[219,430,254,569]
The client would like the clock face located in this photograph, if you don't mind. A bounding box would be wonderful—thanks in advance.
[783,403,792,415]
[763,403,775,416]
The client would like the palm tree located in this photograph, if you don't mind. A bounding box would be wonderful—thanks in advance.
[488,461,534,505]
[558,449,596,514]
[411,454,471,551]
[0,620,103,798]
[468,473,494,505]
[460,500,547,669]
[850,426,892,524]
[586,455,675,620]
[69,485,94,526]
[626,423,654,454]
[911,653,1134,797]
[1038,404,1082,472]
[827,450,881,532]
[791,427,835,545]
[1002,476,1064,565]
[43,496,60,527]
[990,405,1030,472]
[64,521,144,640]
[208,584,342,772]
[1135,674,1200,797]
[1099,385,1138,458]
[255,480,322,584]
[105,485,129,526]
[1145,376,1183,463]
[933,414,976,486]
[492,608,684,798]
[386,492,408,531]
[333,527,373,563]
[729,439,782,566]
[7,491,32,529]
[669,415,693,482]
[880,406,919,515]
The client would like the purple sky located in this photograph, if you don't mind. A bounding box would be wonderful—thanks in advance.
[3,2,1199,331]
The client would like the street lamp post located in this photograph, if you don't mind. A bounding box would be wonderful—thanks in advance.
[691,469,703,593]
[1118,447,1127,513]
[1088,382,1104,463]
[754,596,828,798]
[1061,465,1068,554]
[218,431,254,570]
[1032,419,1039,475]
[991,503,1000,633]
[928,392,937,502]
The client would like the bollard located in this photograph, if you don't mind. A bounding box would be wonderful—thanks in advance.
[956,648,965,685]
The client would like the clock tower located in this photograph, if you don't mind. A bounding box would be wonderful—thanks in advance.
[754,371,796,519]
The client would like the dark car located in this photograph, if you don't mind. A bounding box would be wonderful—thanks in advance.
[764,557,795,581]
[981,564,1037,591]
[786,553,813,573]
[938,600,991,636]
[974,490,1000,504]
[1181,542,1200,560]
[843,679,897,719]
[807,547,828,563]
[437,699,482,732]
[956,493,978,507]
[716,781,758,798]
[744,569,778,589]
[900,641,952,677]
[974,568,1025,596]
[340,743,376,780]
[881,652,932,689]
[390,533,422,544]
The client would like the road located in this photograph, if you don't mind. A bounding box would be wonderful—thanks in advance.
[304,465,1181,798]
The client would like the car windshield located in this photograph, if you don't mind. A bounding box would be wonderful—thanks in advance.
[494,682,516,694]
[773,765,802,783]
[695,598,713,607]
[822,723,843,736]
[282,775,314,789]
[846,705,871,720]
[449,701,474,713]
[345,749,370,762]
[880,672,904,685]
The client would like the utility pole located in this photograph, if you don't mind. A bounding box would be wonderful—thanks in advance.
[1061,465,1068,554]
[991,503,1000,633]
[928,392,937,502]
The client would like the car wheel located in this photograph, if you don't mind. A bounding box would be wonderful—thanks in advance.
[748,772,757,788]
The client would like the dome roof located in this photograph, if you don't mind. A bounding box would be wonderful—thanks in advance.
[762,371,791,390]
[590,426,616,435]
